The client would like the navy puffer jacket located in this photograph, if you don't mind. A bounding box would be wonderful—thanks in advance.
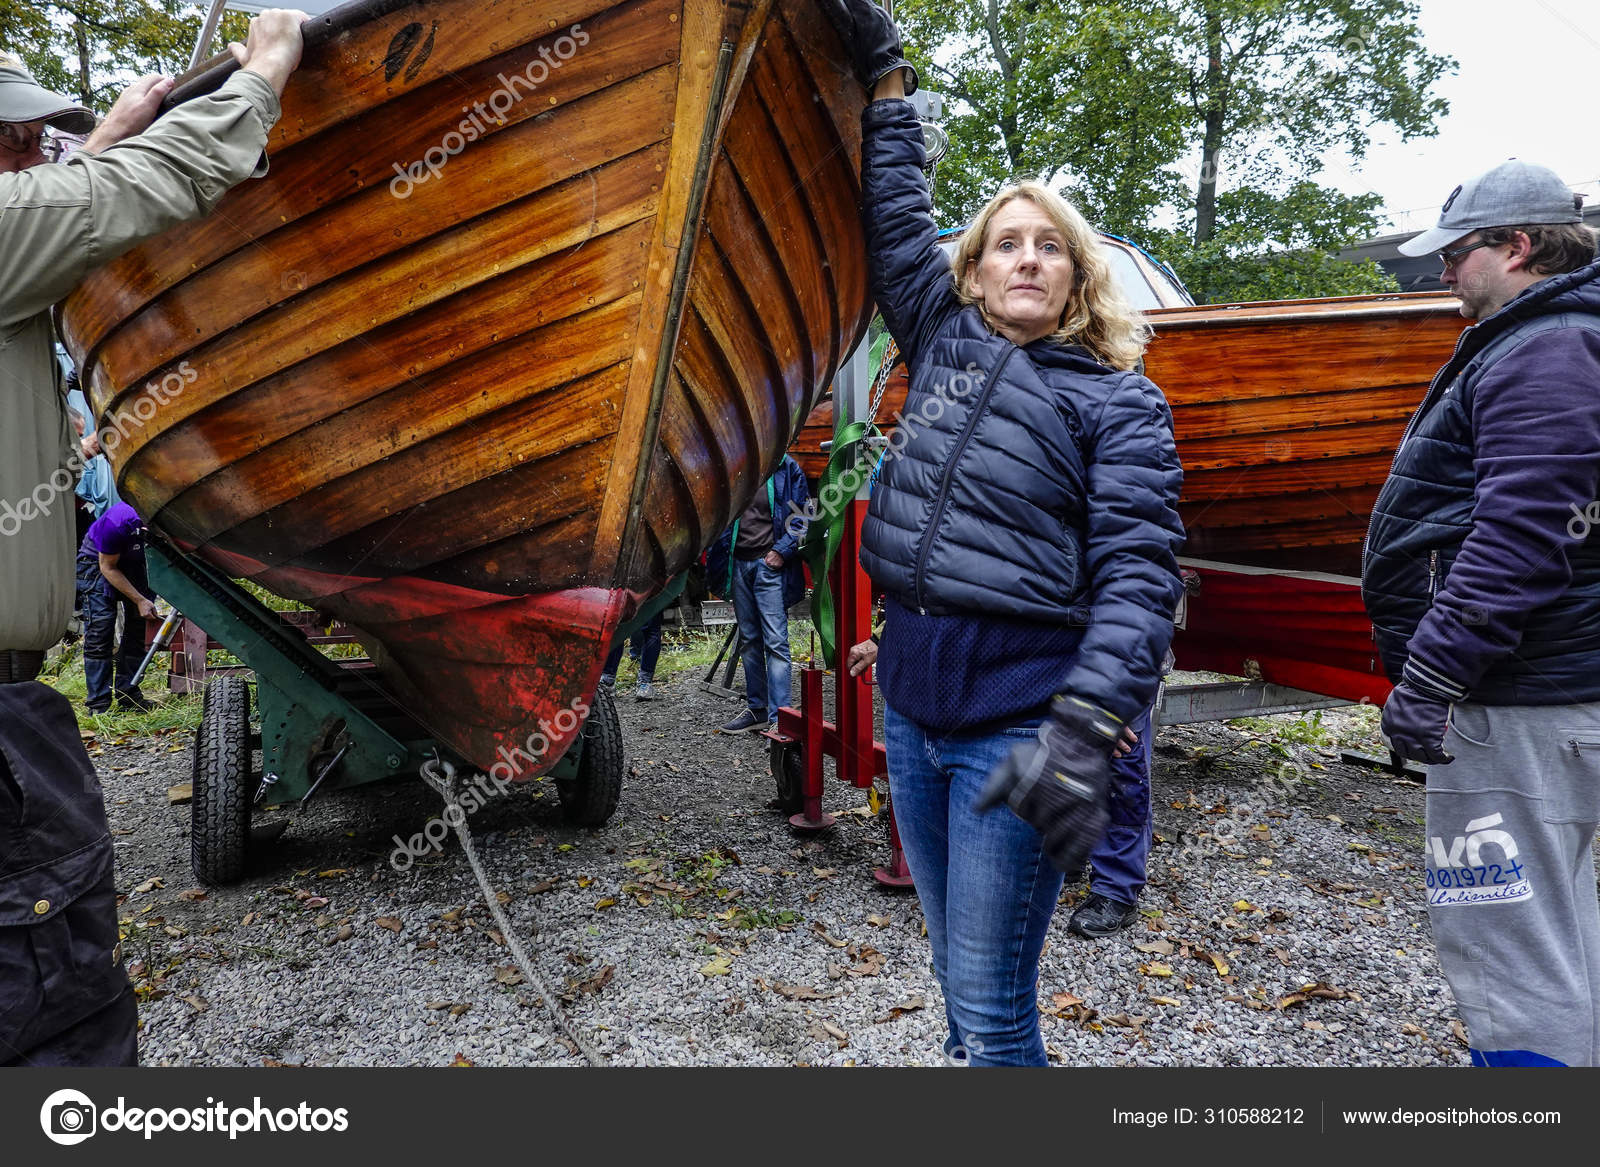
[857,100,1185,727]
[1363,259,1600,704]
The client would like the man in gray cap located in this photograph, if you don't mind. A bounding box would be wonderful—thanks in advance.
[1,11,304,686]
[1364,160,1600,1067]
[0,11,304,1066]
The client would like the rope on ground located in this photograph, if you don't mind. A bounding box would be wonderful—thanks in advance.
[419,756,606,1067]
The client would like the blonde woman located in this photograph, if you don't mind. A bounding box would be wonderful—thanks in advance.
[823,0,1185,1065]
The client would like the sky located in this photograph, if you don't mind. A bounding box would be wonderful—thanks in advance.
[1325,0,1600,233]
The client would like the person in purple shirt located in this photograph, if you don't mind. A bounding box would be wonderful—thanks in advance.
[76,501,156,713]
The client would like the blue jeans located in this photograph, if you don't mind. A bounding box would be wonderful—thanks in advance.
[884,704,1065,1066]
[79,552,147,711]
[603,613,662,680]
[731,557,790,722]
[1088,707,1153,905]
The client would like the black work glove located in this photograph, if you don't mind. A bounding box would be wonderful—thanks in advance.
[1381,683,1454,765]
[816,0,918,94]
[976,696,1122,876]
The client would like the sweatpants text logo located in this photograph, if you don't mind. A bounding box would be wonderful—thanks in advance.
[1427,812,1532,907]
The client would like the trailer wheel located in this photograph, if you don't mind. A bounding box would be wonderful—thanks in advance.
[192,675,252,885]
[770,740,804,815]
[557,684,623,826]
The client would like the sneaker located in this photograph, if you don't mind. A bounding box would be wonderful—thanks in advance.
[719,708,764,734]
[635,680,661,701]
[1067,892,1139,938]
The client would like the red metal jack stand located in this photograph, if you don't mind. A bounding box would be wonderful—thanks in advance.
[765,341,913,889]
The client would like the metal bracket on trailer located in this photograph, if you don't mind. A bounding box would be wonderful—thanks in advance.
[1155,680,1352,727]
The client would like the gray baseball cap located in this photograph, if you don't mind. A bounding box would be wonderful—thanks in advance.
[0,58,95,135]
[1398,160,1583,257]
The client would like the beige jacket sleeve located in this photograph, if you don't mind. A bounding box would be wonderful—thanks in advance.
[0,69,280,652]
[0,69,280,327]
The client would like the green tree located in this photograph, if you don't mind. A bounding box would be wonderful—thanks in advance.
[896,0,1453,302]
[0,0,247,112]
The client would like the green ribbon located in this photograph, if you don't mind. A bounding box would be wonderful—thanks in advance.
[800,419,878,670]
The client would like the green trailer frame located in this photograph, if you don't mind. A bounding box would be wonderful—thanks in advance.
[147,537,681,882]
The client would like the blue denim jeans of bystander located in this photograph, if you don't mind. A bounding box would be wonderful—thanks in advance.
[731,557,791,723]
[884,703,1067,1066]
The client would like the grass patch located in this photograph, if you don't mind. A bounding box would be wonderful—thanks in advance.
[40,645,203,738]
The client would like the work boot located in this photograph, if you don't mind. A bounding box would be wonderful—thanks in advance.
[1067,892,1139,938]
[719,708,764,734]
[114,689,153,713]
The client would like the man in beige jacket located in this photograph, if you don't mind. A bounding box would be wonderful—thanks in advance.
[0,11,303,1067]
[1,9,304,684]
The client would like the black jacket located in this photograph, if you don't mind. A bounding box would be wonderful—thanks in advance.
[1363,260,1600,704]
[856,100,1184,725]
[1,682,136,1064]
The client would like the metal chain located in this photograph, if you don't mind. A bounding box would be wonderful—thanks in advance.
[867,337,898,425]
[419,757,606,1066]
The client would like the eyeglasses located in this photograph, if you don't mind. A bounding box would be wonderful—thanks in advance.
[0,121,65,161]
[1436,238,1496,269]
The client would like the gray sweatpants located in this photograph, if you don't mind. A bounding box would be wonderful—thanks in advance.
[1424,700,1600,1067]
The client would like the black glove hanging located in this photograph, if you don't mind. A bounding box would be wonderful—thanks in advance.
[976,695,1122,877]
[816,0,919,94]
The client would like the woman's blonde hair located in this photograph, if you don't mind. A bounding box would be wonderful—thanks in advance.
[951,180,1151,371]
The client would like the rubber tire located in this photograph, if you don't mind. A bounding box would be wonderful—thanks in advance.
[557,684,624,826]
[770,740,804,815]
[192,675,252,885]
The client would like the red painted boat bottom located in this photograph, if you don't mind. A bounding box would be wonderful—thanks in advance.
[1172,559,1393,706]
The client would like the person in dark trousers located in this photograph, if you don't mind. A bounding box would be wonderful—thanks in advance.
[599,611,663,700]
[1364,160,1600,1067]
[707,456,809,732]
[824,0,1184,1066]
[78,501,157,714]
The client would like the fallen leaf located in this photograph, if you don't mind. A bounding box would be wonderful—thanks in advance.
[873,995,926,1023]
[1347,843,1371,853]
[593,897,617,910]
[1450,1020,1470,1046]
[812,868,838,879]
[1277,981,1360,1010]
[822,1021,848,1041]
[1400,1022,1426,1038]
[576,877,593,889]
[1134,939,1175,956]
[529,879,558,895]
[166,784,192,805]
[425,1001,459,1011]
[449,1054,475,1067]
[1303,1019,1326,1031]
[448,1003,472,1017]
[240,912,259,926]
[1233,900,1259,913]
[493,966,525,986]
[812,922,848,948]
[181,994,209,1013]
[866,914,891,928]
[163,925,185,938]
[177,888,207,902]
[303,896,330,910]
[375,916,402,933]
[318,868,350,878]
[1050,991,1085,1011]
[699,956,732,977]
[1150,996,1183,1007]
[772,982,837,1001]
[440,907,464,923]
[1140,962,1175,978]
[133,878,164,894]
[1207,952,1230,977]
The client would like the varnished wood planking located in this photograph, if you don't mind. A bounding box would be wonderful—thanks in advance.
[60,0,672,352]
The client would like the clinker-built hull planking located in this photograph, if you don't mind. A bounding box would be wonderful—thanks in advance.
[60,0,872,771]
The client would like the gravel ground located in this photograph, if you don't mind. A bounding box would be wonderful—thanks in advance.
[98,665,1484,1068]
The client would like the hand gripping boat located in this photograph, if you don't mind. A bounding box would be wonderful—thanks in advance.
[59,0,873,784]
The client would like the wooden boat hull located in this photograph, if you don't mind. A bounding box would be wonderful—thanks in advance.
[60,0,873,773]
[794,291,1466,701]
